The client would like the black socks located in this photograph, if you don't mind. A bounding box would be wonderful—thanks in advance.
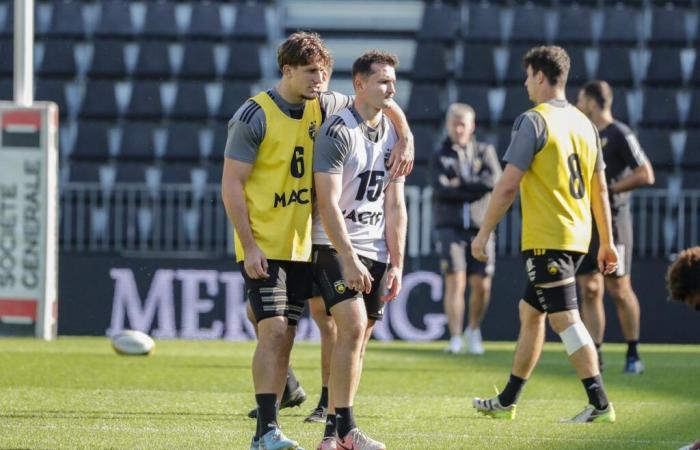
[498,374,526,407]
[335,407,356,439]
[255,393,278,439]
[582,375,609,410]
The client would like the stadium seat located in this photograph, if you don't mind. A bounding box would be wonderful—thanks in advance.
[638,129,674,169]
[648,6,688,46]
[595,47,635,87]
[72,122,112,162]
[163,123,203,162]
[681,171,700,188]
[87,40,127,79]
[125,81,164,120]
[43,0,85,38]
[117,123,158,162]
[455,85,491,126]
[503,45,530,84]
[417,2,459,43]
[611,88,631,125]
[232,3,267,42]
[405,162,428,186]
[35,79,69,118]
[411,43,449,82]
[211,127,228,162]
[114,161,150,184]
[599,6,640,45]
[407,83,445,124]
[67,161,103,183]
[94,0,134,39]
[224,42,262,80]
[682,130,700,167]
[494,125,513,159]
[0,2,12,38]
[161,164,194,185]
[641,88,679,127]
[133,41,173,80]
[186,2,225,40]
[80,80,119,119]
[501,86,531,125]
[179,41,217,79]
[564,46,588,86]
[644,48,683,86]
[170,81,210,120]
[36,40,77,78]
[686,89,700,128]
[206,163,223,185]
[457,44,496,84]
[690,56,700,86]
[0,78,11,100]
[463,4,502,43]
[554,5,594,45]
[141,1,180,39]
[0,39,13,77]
[217,82,252,120]
[412,124,438,163]
[510,4,549,44]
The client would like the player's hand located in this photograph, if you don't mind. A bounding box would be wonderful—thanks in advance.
[380,266,402,302]
[341,253,374,294]
[597,244,619,275]
[388,135,414,179]
[471,232,489,262]
[243,245,269,279]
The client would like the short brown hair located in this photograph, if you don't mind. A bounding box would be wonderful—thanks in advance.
[667,246,700,304]
[582,80,614,110]
[277,31,332,71]
[522,45,570,87]
[352,50,399,79]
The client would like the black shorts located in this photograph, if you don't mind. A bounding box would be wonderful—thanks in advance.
[312,245,388,321]
[435,228,495,276]
[577,212,633,278]
[522,249,584,314]
[240,260,312,326]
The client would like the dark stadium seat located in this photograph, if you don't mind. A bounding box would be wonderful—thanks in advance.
[681,171,700,189]
[412,124,438,163]
[133,41,173,79]
[645,48,683,86]
[179,41,217,79]
[0,78,11,100]
[94,0,134,39]
[682,131,700,167]
[211,128,228,162]
[117,123,158,162]
[170,81,210,120]
[595,47,634,86]
[44,1,85,38]
[495,125,513,159]
[463,4,502,43]
[0,2,12,38]
[691,56,700,86]
[641,88,679,128]
[501,86,531,125]
[72,122,112,162]
[37,40,77,78]
[418,2,459,43]
[638,129,674,169]
[554,5,594,45]
[510,4,548,44]
[0,39,13,76]
[141,1,179,39]
[114,162,150,183]
[163,123,203,162]
[455,85,490,126]
[125,81,164,119]
[405,162,428,186]
[35,79,69,118]
[224,42,262,80]
[611,88,631,125]
[600,6,640,45]
[686,90,700,128]
[648,6,688,46]
[232,3,267,42]
[217,82,252,120]
[87,40,127,78]
[67,161,102,183]
[411,43,449,82]
[80,80,119,119]
[564,46,587,86]
[503,45,530,84]
[206,163,223,185]
[406,83,445,124]
[161,164,194,185]
[187,2,225,40]
[458,44,496,84]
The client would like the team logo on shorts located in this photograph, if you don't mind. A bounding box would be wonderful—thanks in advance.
[547,259,559,275]
[308,121,317,140]
[334,280,347,294]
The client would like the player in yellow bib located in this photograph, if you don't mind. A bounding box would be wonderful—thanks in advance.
[470,46,620,423]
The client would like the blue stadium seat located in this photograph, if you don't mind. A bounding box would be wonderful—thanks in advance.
[418,2,459,43]
[690,57,700,86]
[611,88,631,125]
[80,80,119,119]
[170,81,210,120]
[117,123,158,162]
[411,43,449,82]
[413,124,437,163]
[88,40,127,78]
[94,0,134,39]
[682,130,700,167]
[638,129,674,169]
[224,42,261,80]
[217,82,252,120]
[641,88,679,127]
[648,6,688,46]
[564,46,587,86]
[179,41,217,79]
[44,1,85,38]
[163,123,203,162]
[114,161,150,183]
[0,2,12,38]
[463,4,502,43]
[596,47,634,86]
[232,3,267,42]
[600,6,640,45]
[67,161,102,183]
[503,45,530,84]
[160,164,194,184]
[141,1,179,39]
[554,5,594,45]
[133,41,173,79]
[458,44,496,84]
[37,40,77,78]
[407,83,445,124]
[456,85,490,126]
[495,125,512,159]
[686,89,700,128]
[35,79,69,118]
[211,127,228,162]
[72,122,112,162]
[0,78,11,100]
[125,81,164,119]
[645,48,683,86]
[0,39,13,77]
[187,2,225,40]
[206,163,223,185]
[501,86,531,125]
[405,163,428,186]
[510,4,549,44]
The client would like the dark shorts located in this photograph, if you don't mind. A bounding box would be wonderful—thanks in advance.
[577,213,633,278]
[435,228,495,277]
[312,245,388,321]
[240,260,312,326]
[522,249,584,314]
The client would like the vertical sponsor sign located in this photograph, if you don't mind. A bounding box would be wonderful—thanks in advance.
[0,102,58,339]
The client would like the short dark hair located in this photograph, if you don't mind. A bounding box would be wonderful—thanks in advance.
[667,246,700,305]
[582,80,614,110]
[352,50,399,79]
[277,31,332,71]
[522,46,570,87]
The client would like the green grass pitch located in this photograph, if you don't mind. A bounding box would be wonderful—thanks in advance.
[1,338,698,449]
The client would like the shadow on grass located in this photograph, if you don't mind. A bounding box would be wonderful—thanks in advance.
[0,410,242,421]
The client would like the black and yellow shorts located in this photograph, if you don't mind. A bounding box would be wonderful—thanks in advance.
[522,249,584,314]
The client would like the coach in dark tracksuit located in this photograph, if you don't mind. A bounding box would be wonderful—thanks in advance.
[432,103,502,354]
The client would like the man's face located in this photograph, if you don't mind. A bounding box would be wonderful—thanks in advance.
[355,63,396,109]
[447,113,475,146]
[576,90,593,118]
[285,61,325,100]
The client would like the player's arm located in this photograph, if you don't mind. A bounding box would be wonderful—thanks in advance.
[473,163,524,239]
[431,150,480,201]
[590,130,618,275]
[382,180,407,302]
[610,131,655,193]
[383,103,415,179]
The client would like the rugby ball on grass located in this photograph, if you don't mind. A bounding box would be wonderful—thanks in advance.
[111,330,155,356]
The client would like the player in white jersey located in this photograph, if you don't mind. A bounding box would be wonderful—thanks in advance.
[312,51,408,450]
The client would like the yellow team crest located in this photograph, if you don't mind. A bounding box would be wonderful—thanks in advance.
[334,280,347,294]
[547,260,559,275]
